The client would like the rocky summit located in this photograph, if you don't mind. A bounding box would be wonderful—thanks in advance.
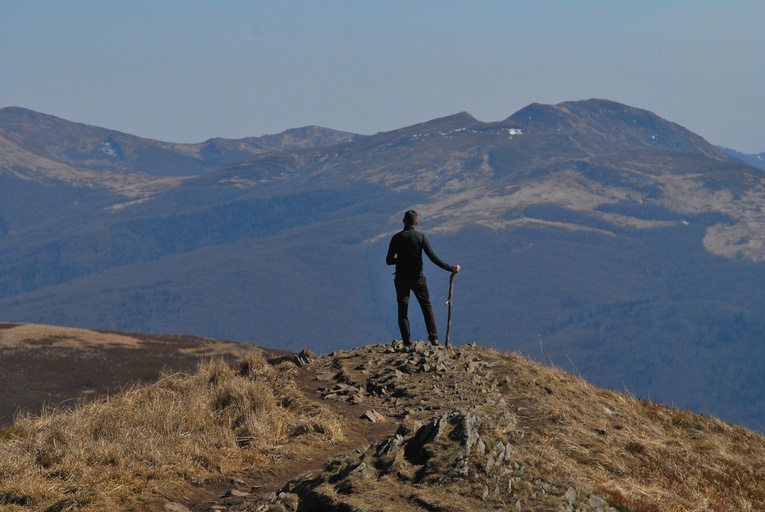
[2,326,765,511]
[189,341,765,512]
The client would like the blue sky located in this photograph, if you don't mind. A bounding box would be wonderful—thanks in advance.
[2,1,763,152]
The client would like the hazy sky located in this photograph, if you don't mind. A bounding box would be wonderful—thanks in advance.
[2,1,763,152]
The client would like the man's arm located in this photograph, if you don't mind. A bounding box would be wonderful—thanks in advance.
[386,236,397,266]
[421,234,455,272]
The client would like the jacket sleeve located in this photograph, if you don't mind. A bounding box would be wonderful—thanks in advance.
[386,236,397,266]
[421,234,454,272]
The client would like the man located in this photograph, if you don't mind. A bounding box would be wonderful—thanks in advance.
[386,210,461,345]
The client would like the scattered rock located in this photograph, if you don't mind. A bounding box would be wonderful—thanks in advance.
[486,440,514,473]
[361,409,387,423]
[209,341,650,512]
[348,394,364,404]
[335,461,375,495]
[223,488,250,498]
[319,382,364,404]
[376,434,404,457]
[164,503,192,512]
[294,349,315,366]
[589,494,611,511]
[447,412,485,479]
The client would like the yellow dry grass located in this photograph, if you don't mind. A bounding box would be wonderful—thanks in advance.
[0,324,143,350]
[0,353,343,511]
[488,351,765,511]
[3,340,765,512]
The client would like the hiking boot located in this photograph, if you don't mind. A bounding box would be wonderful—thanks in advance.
[429,338,439,346]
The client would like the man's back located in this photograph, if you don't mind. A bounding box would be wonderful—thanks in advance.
[387,225,425,277]
[386,224,452,278]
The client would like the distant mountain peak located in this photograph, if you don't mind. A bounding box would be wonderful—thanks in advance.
[398,111,481,134]
[504,98,728,160]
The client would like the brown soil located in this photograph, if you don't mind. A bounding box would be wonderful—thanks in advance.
[0,323,283,426]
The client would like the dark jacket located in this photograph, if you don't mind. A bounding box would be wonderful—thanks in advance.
[386,225,454,279]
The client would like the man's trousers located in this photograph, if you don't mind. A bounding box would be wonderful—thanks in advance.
[394,274,438,343]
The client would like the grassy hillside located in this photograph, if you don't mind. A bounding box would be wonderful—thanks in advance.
[1,330,764,511]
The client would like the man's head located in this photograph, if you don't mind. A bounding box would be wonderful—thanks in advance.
[403,210,418,226]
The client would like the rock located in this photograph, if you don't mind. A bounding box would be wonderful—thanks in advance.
[335,461,375,495]
[404,415,448,464]
[164,503,192,512]
[564,486,577,502]
[589,494,610,510]
[376,434,404,457]
[223,488,250,498]
[445,413,485,479]
[361,409,386,423]
[450,413,482,453]
[486,441,510,473]
[294,349,315,366]
[342,461,372,479]
[230,477,248,487]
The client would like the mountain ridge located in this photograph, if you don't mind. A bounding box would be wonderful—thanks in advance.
[505,99,732,160]
[0,106,358,177]
[720,145,765,170]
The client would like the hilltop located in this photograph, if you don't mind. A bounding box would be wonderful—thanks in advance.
[1,326,764,511]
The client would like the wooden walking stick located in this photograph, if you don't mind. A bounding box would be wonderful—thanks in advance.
[444,271,457,348]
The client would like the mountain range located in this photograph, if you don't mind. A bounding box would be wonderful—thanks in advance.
[1,100,764,433]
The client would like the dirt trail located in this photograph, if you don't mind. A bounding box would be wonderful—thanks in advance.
[185,350,400,512]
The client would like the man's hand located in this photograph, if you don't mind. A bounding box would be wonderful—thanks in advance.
[454,265,461,273]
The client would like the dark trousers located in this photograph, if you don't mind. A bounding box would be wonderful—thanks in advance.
[395,274,438,343]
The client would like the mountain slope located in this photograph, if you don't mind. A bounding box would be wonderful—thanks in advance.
[1,332,764,511]
[0,106,358,176]
[720,145,765,170]
[2,99,765,434]
[506,99,732,159]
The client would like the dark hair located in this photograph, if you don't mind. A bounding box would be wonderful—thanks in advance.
[403,210,418,226]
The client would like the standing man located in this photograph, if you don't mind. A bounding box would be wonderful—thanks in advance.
[386,210,460,345]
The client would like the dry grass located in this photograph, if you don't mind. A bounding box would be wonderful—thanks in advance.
[0,353,343,511]
[3,340,765,512]
[494,352,765,511]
